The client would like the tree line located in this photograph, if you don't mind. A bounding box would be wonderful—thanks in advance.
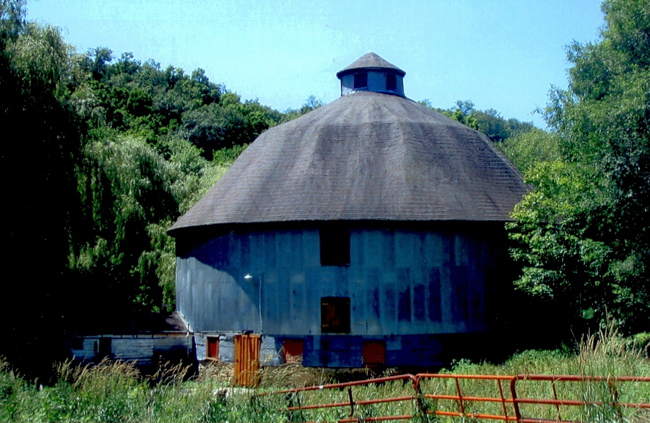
[0,0,318,374]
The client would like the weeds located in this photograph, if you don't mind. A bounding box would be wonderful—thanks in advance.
[0,325,648,422]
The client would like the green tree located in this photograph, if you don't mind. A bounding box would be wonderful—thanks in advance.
[508,0,650,332]
[1,0,82,374]
[498,127,561,173]
[280,95,324,123]
[420,99,534,141]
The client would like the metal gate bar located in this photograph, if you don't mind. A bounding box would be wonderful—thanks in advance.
[257,374,418,422]
[510,374,650,423]
[255,373,650,422]
[416,373,517,421]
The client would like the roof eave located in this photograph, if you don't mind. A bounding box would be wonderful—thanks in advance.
[336,67,406,79]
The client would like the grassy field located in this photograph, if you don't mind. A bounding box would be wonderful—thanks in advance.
[1,325,648,422]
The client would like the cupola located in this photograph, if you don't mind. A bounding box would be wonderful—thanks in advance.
[336,52,406,97]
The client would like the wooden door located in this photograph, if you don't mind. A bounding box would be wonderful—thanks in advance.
[234,334,261,386]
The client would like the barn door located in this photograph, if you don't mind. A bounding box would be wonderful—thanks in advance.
[233,334,261,386]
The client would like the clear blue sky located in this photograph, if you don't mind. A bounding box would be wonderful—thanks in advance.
[27,0,605,127]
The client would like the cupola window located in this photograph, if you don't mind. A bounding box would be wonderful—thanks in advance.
[353,73,368,89]
[386,73,397,91]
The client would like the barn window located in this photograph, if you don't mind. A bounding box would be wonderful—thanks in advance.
[353,72,368,89]
[320,226,350,266]
[321,297,351,333]
[386,73,397,91]
[362,341,386,367]
[282,339,304,363]
[206,336,219,360]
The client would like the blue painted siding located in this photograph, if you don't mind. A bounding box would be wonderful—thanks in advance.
[176,224,504,367]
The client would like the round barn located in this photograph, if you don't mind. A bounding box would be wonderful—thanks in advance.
[169,53,529,368]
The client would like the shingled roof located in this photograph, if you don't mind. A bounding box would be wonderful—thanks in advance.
[336,52,406,78]
[169,89,528,233]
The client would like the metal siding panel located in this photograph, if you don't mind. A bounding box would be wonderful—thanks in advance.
[262,270,279,333]
[397,267,411,323]
[362,230,382,267]
[334,266,348,297]
[276,267,294,334]
[275,230,293,268]
[304,267,322,335]
[240,233,251,269]
[413,283,426,322]
[439,264,454,330]
[350,229,363,265]
[468,248,485,329]
[264,232,276,267]
[452,265,469,330]
[318,266,336,295]
[382,229,396,269]
[364,267,381,335]
[348,267,364,335]
[395,230,415,267]
[428,267,442,324]
[228,233,241,268]
[248,230,265,271]
[424,232,444,267]
[381,270,396,333]
[303,229,320,267]
[454,233,468,266]
[290,271,306,331]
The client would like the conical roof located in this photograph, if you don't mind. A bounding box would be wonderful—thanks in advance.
[169,91,528,234]
[336,52,405,78]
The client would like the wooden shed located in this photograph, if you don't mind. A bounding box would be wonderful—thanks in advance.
[169,53,528,368]
[68,312,195,371]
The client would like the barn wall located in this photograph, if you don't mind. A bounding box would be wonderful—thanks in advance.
[70,334,194,367]
[176,225,502,340]
[194,333,281,365]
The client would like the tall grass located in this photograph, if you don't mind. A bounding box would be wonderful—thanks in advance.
[0,325,648,422]
[425,324,650,422]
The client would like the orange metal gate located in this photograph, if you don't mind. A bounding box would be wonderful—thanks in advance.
[256,373,650,422]
[233,333,261,387]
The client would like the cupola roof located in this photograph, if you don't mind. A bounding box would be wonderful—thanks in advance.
[336,52,406,78]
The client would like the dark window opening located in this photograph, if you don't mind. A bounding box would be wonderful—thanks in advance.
[353,72,368,89]
[320,226,350,266]
[98,337,111,358]
[386,73,397,91]
[71,338,84,350]
[321,297,351,333]
[207,336,219,360]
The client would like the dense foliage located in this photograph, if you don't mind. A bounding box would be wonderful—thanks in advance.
[0,0,310,372]
[507,0,650,333]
